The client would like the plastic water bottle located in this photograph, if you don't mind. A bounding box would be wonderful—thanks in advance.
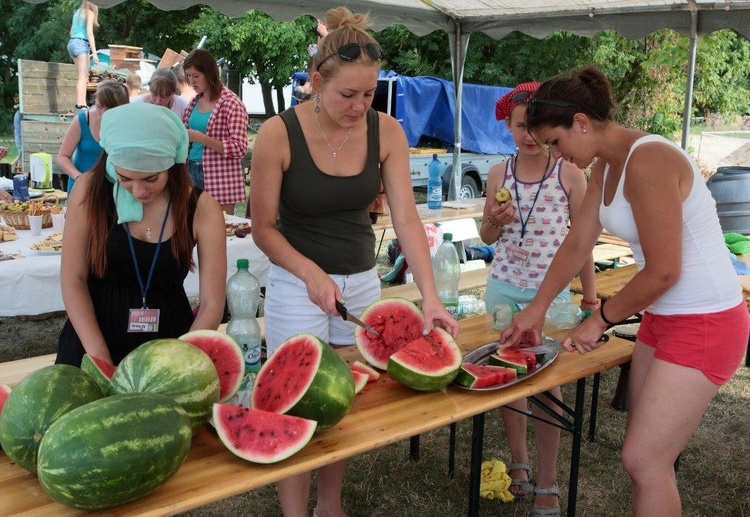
[226,258,261,407]
[433,232,460,317]
[545,300,583,330]
[492,303,522,330]
[427,154,443,210]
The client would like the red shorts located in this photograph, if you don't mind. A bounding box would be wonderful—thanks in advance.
[636,302,749,385]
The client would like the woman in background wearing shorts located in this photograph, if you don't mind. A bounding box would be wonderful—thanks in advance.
[251,8,458,517]
[501,67,749,516]
[67,0,99,111]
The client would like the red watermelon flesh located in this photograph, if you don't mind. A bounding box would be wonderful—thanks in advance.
[455,364,517,389]
[489,348,537,375]
[0,384,10,416]
[350,360,380,382]
[354,298,424,370]
[351,370,368,394]
[179,330,244,403]
[387,328,463,391]
[213,404,316,463]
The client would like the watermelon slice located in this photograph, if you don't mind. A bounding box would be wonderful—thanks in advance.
[0,384,11,416]
[350,360,380,382]
[454,363,517,389]
[252,334,355,430]
[354,298,424,370]
[81,354,117,395]
[213,404,316,464]
[489,348,538,375]
[387,327,462,391]
[351,370,368,394]
[179,330,244,403]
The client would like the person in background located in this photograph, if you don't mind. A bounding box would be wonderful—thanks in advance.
[132,68,190,119]
[182,48,248,215]
[0,147,10,201]
[13,94,22,168]
[56,103,226,367]
[481,81,598,516]
[67,0,99,110]
[57,79,129,194]
[173,62,197,102]
[295,19,329,102]
[125,72,142,100]
[501,67,749,517]
[251,7,459,517]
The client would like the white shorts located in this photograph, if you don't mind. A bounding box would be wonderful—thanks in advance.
[264,264,381,356]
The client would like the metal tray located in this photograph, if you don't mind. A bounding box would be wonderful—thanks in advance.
[453,337,559,392]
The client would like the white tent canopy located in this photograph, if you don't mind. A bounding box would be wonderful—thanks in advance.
[22,0,750,197]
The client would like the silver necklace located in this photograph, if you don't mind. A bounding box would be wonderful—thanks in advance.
[314,111,352,158]
[145,201,170,241]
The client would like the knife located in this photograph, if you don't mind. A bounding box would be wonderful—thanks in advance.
[335,300,380,336]
[520,334,609,355]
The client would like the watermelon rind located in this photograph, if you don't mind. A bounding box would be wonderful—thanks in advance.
[179,329,244,403]
[0,365,103,473]
[454,363,517,389]
[350,360,380,382]
[37,393,192,510]
[252,334,355,430]
[387,327,462,392]
[488,350,531,375]
[81,354,117,395]
[354,297,424,370]
[110,339,220,434]
[213,404,316,464]
[351,370,368,394]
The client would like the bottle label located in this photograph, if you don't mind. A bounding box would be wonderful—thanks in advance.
[444,301,459,318]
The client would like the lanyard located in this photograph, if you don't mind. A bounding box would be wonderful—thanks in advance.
[124,200,171,309]
[512,152,551,246]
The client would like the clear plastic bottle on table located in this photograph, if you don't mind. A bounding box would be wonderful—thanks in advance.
[545,299,583,330]
[433,232,460,317]
[427,154,443,210]
[226,258,261,407]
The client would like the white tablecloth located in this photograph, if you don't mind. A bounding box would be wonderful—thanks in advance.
[0,219,269,317]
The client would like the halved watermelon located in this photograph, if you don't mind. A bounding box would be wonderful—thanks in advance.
[179,330,244,403]
[213,404,316,464]
[81,354,117,395]
[489,348,538,375]
[252,334,354,430]
[351,370,368,394]
[354,298,424,370]
[387,327,462,391]
[0,384,11,416]
[454,363,517,389]
[350,360,380,382]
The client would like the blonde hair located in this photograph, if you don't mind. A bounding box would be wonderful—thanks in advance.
[125,73,142,96]
[80,1,99,28]
[311,7,379,79]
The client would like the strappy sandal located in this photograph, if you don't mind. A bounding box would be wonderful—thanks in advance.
[532,483,560,516]
[508,462,534,499]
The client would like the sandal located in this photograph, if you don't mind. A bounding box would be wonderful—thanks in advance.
[508,462,534,499]
[532,483,560,517]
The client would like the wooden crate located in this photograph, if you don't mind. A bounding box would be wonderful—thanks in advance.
[158,48,184,69]
[18,59,77,115]
[20,119,70,175]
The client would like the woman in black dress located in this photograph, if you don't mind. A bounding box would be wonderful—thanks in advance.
[57,103,227,367]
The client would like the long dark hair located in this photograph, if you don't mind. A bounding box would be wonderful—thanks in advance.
[83,154,196,277]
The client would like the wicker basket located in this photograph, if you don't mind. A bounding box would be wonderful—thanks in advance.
[0,195,58,230]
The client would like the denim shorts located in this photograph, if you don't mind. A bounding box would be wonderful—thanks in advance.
[67,38,90,60]
[187,160,204,189]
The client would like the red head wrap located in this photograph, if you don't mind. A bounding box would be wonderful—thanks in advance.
[495,81,540,122]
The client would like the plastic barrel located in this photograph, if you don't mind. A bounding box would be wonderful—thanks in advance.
[706,166,750,234]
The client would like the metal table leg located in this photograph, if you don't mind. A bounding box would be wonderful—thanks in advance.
[588,372,601,442]
[467,412,485,517]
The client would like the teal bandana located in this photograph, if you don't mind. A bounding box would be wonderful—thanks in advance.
[99,103,188,223]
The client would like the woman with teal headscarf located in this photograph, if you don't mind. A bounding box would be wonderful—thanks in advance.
[56,103,227,367]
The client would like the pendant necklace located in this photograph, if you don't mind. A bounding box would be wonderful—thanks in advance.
[512,151,552,246]
[145,200,170,241]
[314,111,352,158]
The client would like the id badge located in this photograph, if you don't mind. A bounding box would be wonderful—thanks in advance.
[506,244,530,267]
[128,308,160,333]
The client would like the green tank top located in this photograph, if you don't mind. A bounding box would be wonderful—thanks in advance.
[278,108,380,275]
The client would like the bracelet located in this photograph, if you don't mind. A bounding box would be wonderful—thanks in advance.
[485,217,502,229]
[581,298,600,305]
[599,298,617,326]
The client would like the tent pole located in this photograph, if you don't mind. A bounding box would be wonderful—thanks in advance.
[448,25,469,200]
[680,6,698,150]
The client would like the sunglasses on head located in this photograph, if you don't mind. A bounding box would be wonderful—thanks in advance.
[316,43,384,71]
[526,97,579,116]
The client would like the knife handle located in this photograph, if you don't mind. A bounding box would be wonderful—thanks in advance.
[598,334,610,343]
[334,300,348,320]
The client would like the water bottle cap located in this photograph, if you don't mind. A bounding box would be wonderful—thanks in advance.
[443,232,453,241]
[432,153,437,159]
[236,258,249,269]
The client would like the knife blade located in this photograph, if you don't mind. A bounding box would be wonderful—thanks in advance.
[521,334,609,355]
[335,300,380,336]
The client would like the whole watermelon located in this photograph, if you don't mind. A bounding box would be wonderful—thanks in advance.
[37,393,192,510]
[0,364,103,473]
[110,339,220,433]
[252,334,355,430]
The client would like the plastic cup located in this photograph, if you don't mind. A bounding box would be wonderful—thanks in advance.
[29,215,43,236]
[51,213,65,233]
[492,303,516,331]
